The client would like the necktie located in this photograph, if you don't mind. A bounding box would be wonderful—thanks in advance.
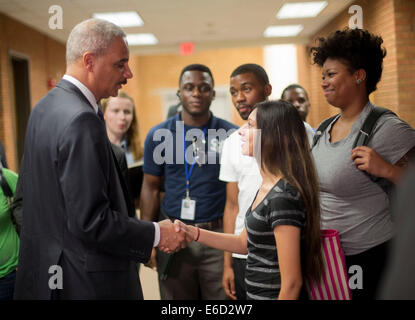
[97,107,105,122]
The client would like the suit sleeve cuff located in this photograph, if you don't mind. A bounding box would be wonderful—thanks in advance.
[153,222,160,247]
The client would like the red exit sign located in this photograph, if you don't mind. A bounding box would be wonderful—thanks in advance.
[180,42,194,55]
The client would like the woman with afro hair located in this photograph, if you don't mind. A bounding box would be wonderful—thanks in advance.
[310,28,415,299]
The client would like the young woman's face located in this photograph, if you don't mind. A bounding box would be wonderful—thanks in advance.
[321,58,359,108]
[239,108,258,157]
[104,96,134,139]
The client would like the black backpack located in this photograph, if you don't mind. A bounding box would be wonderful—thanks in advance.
[312,107,396,198]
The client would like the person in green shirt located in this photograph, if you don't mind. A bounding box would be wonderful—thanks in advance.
[0,167,18,300]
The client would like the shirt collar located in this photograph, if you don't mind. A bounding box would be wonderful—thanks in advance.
[63,74,99,113]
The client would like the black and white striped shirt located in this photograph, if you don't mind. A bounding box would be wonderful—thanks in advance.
[245,178,306,300]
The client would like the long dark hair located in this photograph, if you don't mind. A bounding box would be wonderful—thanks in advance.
[256,100,322,281]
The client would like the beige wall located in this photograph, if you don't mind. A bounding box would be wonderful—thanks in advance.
[122,47,264,144]
[0,13,66,171]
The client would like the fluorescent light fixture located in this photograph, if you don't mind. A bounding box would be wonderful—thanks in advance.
[276,1,328,19]
[126,33,158,46]
[264,25,304,37]
[92,11,144,27]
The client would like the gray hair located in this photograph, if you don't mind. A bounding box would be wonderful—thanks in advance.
[66,18,126,65]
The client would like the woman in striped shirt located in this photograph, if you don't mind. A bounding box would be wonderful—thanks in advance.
[175,100,322,300]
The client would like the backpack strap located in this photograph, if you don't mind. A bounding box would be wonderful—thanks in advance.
[352,106,397,201]
[352,106,396,148]
[311,115,339,149]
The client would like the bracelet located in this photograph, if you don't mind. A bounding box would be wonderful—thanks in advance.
[195,227,200,242]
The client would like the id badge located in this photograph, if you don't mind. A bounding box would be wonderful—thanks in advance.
[180,198,196,220]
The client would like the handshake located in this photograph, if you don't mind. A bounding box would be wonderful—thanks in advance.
[157,219,198,254]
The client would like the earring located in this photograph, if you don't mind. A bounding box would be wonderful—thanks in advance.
[356,79,361,84]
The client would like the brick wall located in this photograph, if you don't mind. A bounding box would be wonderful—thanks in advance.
[0,13,66,171]
[124,47,264,141]
[394,0,415,124]
[297,0,415,128]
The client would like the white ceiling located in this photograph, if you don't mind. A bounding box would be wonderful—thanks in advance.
[0,0,354,55]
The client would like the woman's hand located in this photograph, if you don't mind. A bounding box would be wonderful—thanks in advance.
[351,146,396,181]
[173,219,197,243]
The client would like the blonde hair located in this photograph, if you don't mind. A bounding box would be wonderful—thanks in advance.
[101,91,143,161]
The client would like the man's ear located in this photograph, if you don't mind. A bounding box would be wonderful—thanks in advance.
[83,52,95,72]
[212,90,216,100]
[176,90,180,98]
[264,84,272,98]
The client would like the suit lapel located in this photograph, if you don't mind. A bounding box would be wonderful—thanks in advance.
[57,78,135,217]
[110,146,135,217]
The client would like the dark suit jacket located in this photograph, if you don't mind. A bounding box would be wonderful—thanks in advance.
[111,143,128,184]
[12,145,134,233]
[14,79,155,300]
[110,143,136,217]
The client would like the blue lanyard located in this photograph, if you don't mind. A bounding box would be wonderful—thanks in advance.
[183,126,208,198]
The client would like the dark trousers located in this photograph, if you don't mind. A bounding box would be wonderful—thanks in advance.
[157,236,226,300]
[345,241,390,300]
[233,257,246,300]
[0,270,16,300]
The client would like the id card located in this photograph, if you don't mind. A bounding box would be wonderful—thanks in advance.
[180,198,196,220]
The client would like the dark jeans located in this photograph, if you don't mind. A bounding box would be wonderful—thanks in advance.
[0,270,16,300]
[345,240,390,300]
[233,257,246,300]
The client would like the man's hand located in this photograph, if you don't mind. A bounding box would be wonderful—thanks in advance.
[222,264,237,300]
[157,219,189,253]
[144,248,157,270]
[221,182,239,300]
[173,219,198,242]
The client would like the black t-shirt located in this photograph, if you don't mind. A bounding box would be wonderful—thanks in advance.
[245,178,306,300]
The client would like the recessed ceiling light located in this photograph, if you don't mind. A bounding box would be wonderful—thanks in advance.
[92,11,144,27]
[276,1,328,19]
[126,33,158,46]
[264,25,304,37]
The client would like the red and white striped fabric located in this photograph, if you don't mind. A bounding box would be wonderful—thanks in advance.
[306,229,352,300]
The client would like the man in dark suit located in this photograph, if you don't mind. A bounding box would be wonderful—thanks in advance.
[14,18,188,300]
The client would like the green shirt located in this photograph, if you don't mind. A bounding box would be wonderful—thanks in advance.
[0,168,18,278]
